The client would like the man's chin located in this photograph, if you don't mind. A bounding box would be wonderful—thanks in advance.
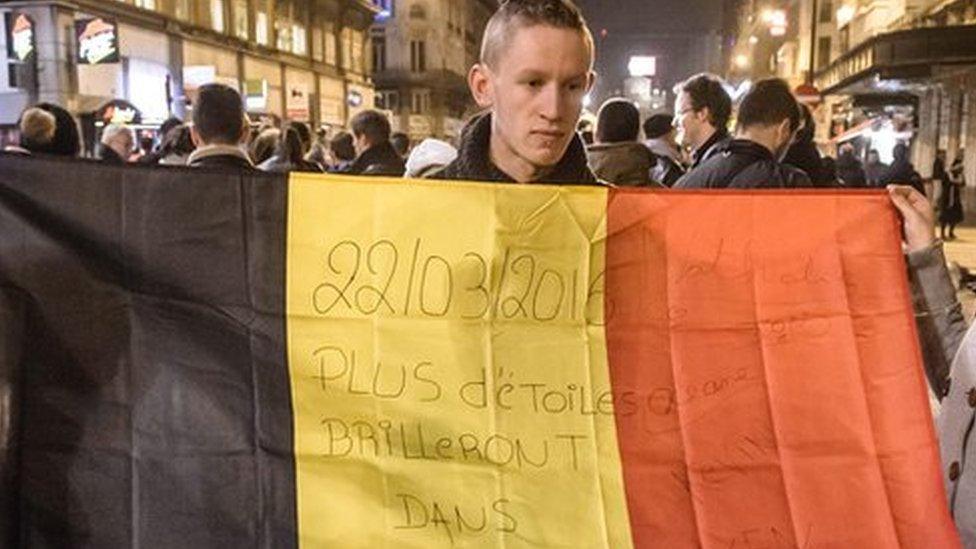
[522,146,569,169]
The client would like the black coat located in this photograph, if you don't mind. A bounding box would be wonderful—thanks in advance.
[674,139,812,189]
[784,139,833,187]
[835,152,867,188]
[881,158,924,195]
[691,129,732,170]
[431,113,598,185]
[347,142,405,177]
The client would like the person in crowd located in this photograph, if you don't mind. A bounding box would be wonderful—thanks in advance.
[881,142,924,195]
[157,125,196,166]
[888,183,976,546]
[643,113,685,187]
[429,0,598,184]
[33,103,80,157]
[674,78,810,189]
[288,121,313,156]
[586,98,660,187]
[346,110,406,176]
[783,104,832,187]
[98,124,135,164]
[865,148,888,187]
[186,83,255,170]
[821,155,837,185]
[307,127,330,170]
[405,138,459,178]
[938,150,965,240]
[6,107,57,155]
[391,132,411,159]
[249,128,280,166]
[259,126,323,173]
[673,73,733,171]
[328,131,357,172]
[139,117,184,165]
[835,143,866,188]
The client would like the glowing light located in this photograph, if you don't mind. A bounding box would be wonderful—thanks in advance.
[734,54,751,70]
[627,56,657,77]
[836,5,856,27]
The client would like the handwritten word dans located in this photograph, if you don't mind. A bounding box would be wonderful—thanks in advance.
[393,493,517,545]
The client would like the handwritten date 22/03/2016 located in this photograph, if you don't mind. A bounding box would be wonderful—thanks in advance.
[310,238,604,323]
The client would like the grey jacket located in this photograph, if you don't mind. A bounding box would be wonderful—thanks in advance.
[909,242,973,545]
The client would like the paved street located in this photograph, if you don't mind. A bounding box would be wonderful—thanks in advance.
[943,226,976,317]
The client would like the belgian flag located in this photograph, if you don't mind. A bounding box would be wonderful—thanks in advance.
[0,153,959,548]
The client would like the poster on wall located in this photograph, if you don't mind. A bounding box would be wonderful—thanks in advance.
[76,17,120,65]
[286,82,310,121]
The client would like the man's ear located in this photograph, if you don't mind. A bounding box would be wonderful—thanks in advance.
[239,115,251,145]
[585,70,598,95]
[778,118,793,143]
[190,126,203,148]
[469,64,494,109]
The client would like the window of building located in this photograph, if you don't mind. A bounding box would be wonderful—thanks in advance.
[211,0,225,32]
[293,23,307,55]
[256,12,269,45]
[234,0,248,40]
[817,36,831,69]
[819,0,833,23]
[312,27,324,61]
[324,22,337,65]
[341,27,353,69]
[374,0,395,18]
[410,40,426,72]
[134,0,156,10]
[411,90,429,114]
[174,0,190,20]
[409,3,427,20]
[377,90,399,111]
[372,36,387,72]
[351,30,364,72]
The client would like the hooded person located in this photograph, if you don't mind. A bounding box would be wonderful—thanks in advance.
[643,112,685,187]
[428,0,599,185]
[586,98,661,187]
[675,78,811,189]
[404,138,459,178]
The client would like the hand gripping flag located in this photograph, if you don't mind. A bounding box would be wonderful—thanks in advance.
[0,154,959,548]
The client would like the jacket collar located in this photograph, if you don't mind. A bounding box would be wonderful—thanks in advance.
[188,144,254,167]
[449,113,597,184]
[692,128,730,167]
[349,141,402,173]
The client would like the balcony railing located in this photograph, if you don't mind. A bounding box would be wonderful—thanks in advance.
[814,23,976,94]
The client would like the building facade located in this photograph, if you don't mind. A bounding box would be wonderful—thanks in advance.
[0,0,377,151]
[368,0,495,143]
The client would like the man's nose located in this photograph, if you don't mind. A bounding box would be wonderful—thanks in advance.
[539,84,566,122]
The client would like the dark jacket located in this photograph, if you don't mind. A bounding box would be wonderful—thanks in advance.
[691,128,732,170]
[835,152,867,188]
[99,146,127,165]
[430,113,599,185]
[783,138,833,187]
[586,142,662,187]
[346,141,405,177]
[258,154,323,174]
[644,138,686,187]
[674,139,812,189]
[187,145,257,171]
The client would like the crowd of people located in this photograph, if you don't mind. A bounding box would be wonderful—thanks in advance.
[2,0,976,544]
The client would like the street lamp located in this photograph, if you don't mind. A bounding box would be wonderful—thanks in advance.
[734,54,751,70]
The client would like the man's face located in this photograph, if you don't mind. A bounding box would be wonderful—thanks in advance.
[674,91,713,150]
[470,25,594,179]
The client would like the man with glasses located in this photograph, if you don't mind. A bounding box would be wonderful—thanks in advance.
[674,78,812,189]
[673,73,733,171]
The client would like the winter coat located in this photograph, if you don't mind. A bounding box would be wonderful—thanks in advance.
[346,141,406,177]
[258,154,323,174]
[673,139,812,189]
[429,113,599,185]
[187,144,257,171]
[909,242,976,547]
[783,138,833,187]
[939,159,965,225]
[586,142,662,187]
[835,152,867,188]
[690,129,732,170]
[644,138,685,187]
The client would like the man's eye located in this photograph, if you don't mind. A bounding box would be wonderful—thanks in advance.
[526,80,542,88]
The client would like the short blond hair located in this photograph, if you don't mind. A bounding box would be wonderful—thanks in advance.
[19,107,56,150]
[480,0,594,69]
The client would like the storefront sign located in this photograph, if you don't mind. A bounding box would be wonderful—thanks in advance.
[286,83,310,121]
[76,17,120,65]
[8,14,35,62]
[97,99,141,125]
[244,79,269,112]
